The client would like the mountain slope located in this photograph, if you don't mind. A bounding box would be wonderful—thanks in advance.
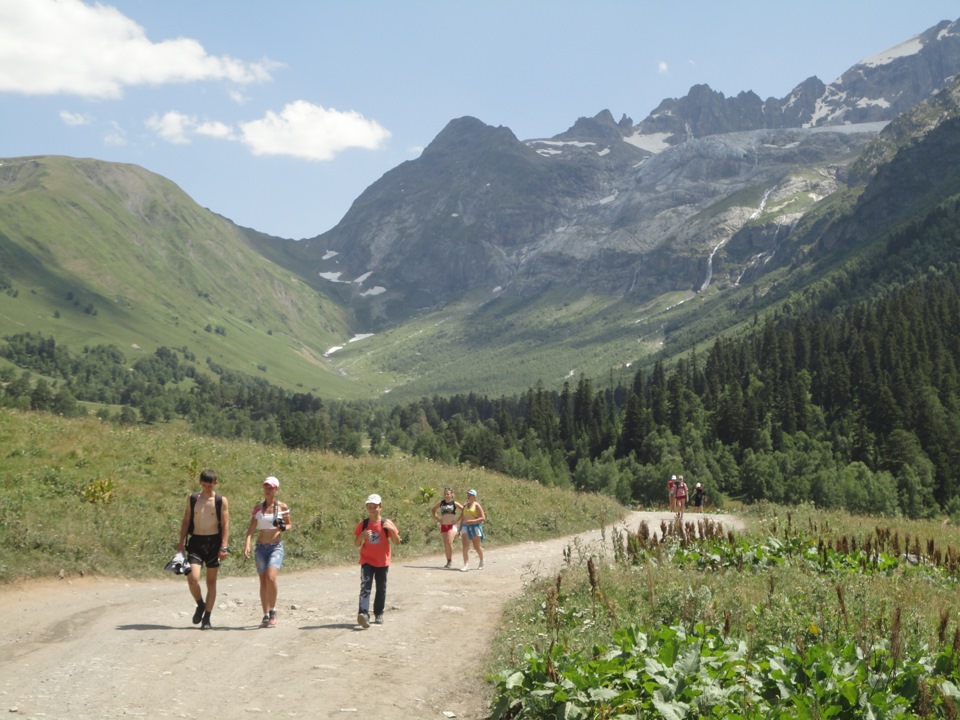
[0,156,372,396]
[274,18,959,332]
[311,75,960,401]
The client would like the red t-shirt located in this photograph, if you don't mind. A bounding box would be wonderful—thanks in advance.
[355,517,392,567]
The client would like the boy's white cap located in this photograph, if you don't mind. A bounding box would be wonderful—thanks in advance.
[365,493,382,505]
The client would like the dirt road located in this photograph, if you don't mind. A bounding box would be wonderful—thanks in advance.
[0,511,741,719]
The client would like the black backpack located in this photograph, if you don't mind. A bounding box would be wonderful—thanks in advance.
[188,492,223,535]
[362,517,391,536]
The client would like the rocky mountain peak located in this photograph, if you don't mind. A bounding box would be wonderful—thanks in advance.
[290,16,960,329]
[421,116,521,159]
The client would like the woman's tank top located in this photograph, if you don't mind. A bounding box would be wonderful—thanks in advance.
[253,503,282,531]
[439,499,457,515]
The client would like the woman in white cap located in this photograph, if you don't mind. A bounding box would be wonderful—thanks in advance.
[459,489,485,571]
[243,476,292,628]
[693,482,706,513]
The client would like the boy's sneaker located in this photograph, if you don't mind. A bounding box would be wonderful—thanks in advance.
[444,560,452,569]
[461,564,469,572]
[268,610,278,627]
[192,599,205,625]
[478,560,485,570]
[201,616,212,630]
[357,612,370,629]
[259,614,270,628]
[374,614,384,624]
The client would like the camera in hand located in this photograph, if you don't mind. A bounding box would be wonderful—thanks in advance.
[273,515,286,531]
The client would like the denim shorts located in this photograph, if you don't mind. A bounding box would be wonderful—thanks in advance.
[463,523,484,540]
[255,541,284,574]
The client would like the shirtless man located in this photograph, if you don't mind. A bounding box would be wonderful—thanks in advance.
[177,469,230,630]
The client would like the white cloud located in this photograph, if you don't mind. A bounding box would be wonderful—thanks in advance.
[0,0,275,98]
[658,61,669,74]
[146,112,236,144]
[145,111,194,144]
[195,120,236,140]
[103,121,126,146]
[60,110,91,126]
[145,100,389,159]
[239,100,391,161]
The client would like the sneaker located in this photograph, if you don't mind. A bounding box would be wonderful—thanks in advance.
[461,565,469,572]
[374,614,383,625]
[478,560,485,570]
[259,614,270,628]
[201,615,212,630]
[357,612,370,629]
[444,560,452,569]
[268,610,278,627]
[192,599,205,625]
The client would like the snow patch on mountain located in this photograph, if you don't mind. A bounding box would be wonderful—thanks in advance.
[623,131,672,154]
[858,37,923,69]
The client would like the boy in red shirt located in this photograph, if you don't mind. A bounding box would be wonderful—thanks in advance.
[353,493,401,628]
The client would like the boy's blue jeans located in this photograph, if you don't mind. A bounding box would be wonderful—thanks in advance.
[359,563,388,616]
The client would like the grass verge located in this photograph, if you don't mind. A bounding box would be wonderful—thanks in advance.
[0,407,622,582]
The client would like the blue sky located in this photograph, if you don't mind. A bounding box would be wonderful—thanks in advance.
[1,1,958,240]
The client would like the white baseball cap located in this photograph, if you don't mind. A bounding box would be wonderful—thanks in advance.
[365,493,382,505]
[263,476,280,488]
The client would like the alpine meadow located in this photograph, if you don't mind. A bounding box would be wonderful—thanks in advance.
[5,12,960,719]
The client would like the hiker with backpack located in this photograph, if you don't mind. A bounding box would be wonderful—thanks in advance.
[693,482,706,513]
[353,493,401,629]
[176,468,231,630]
[243,476,292,628]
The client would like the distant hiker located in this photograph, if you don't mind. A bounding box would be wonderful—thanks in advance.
[177,468,230,630]
[243,476,291,628]
[459,489,486,571]
[667,475,677,512]
[431,487,463,569]
[693,483,706,513]
[675,476,689,519]
[354,493,401,628]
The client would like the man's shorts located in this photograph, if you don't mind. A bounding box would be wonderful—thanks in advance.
[186,534,222,568]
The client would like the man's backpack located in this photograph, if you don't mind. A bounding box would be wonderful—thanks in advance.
[188,492,223,535]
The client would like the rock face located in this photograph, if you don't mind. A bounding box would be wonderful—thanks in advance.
[289,17,960,327]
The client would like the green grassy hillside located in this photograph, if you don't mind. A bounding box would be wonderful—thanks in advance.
[0,407,623,581]
[0,156,388,398]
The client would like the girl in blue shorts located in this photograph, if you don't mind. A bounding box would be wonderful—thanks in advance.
[243,476,292,627]
[459,489,486,571]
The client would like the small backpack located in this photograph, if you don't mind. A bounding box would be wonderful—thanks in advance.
[188,492,223,535]
[362,517,391,537]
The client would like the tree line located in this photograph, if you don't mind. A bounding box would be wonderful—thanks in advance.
[3,199,960,518]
